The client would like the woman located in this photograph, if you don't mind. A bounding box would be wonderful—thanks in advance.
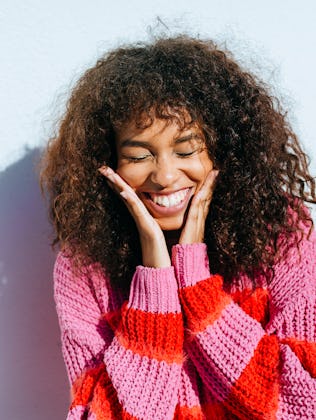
[41,36,316,419]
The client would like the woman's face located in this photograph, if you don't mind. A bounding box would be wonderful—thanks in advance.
[115,117,214,231]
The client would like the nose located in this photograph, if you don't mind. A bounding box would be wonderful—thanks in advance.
[149,156,179,188]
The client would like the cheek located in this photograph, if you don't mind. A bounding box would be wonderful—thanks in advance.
[116,164,147,189]
[190,155,213,184]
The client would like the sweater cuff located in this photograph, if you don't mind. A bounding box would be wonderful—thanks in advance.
[172,243,211,288]
[128,265,181,313]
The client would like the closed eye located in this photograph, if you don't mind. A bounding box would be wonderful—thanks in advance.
[176,150,197,158]
[124,155,152,162]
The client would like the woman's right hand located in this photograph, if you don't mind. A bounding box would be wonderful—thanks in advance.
[99,166,171,268]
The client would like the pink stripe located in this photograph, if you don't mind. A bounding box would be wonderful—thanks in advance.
[128,266,181,313]
[277,344,316,419]
[267,293,316,340]
[188,302,264,400]
[269,230,316,311]
[62,331,106,385]
[172,243,211,288]
[177,360,202,408]
[104,337,181,419]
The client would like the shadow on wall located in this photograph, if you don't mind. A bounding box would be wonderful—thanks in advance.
[0,149,68,420]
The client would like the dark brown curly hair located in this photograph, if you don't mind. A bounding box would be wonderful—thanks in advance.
[40,35,316,289]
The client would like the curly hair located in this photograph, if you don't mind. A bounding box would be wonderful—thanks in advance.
[40,35,316,288]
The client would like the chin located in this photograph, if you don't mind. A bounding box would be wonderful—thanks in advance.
[157,216,185,231]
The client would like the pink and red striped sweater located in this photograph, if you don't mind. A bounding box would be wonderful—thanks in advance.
[54,232,316,419]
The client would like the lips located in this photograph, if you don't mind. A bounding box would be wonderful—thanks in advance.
[147,188,190,208]
[141,187,193,217]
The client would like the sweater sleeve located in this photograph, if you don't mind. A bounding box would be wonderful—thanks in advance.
[54,253,183,420]
[172,241,316,420]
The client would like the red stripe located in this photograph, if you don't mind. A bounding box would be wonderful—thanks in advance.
[225,335,279,419]
[179,275,231,334]
[174,404,205,419]
[117,302,184,363]
[71,364,143,419]
[90,368,123,419]
[71,364,106,408]
[102,308,122,332]
[231,287,270,327]
[174,402,233,419]
[281,338,316,378]
[71,364,124,419]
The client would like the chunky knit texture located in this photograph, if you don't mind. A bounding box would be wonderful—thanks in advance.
[54,230,316,419]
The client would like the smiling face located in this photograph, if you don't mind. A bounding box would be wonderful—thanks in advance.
[115,117,214,231]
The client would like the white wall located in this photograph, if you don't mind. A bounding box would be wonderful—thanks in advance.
[1,1,315,418]
[1,0,316,171]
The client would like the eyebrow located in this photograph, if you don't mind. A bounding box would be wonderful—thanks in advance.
[120,133,199,148]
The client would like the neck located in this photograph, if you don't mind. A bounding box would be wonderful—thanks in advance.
[164,230,181,254]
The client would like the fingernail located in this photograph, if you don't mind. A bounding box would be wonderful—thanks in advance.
[98,166,108,174]
[99,166,114,176]
[210,170,219,179]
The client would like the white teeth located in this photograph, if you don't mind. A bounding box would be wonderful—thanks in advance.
[150,189,189,207]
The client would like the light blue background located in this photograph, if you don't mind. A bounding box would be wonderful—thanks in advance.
[1,1,315,419]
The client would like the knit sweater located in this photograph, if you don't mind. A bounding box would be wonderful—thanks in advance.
[54,230,316,419]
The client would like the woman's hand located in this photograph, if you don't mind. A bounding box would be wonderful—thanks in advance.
[179,169,219,244]
[99,166,171,268]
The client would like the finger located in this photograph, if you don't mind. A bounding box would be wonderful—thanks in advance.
[99,166,146,215]
[99,166,134,194]
[104,174,122,197]
[119,189,149,218]
[179,170,219,244]
[196,169,219,200]
[120,189,163,240]
[99,168,167,264]
[99,168,153,222]
[179,204,205,244]
[190,169,218,214]
[100,166,151,210]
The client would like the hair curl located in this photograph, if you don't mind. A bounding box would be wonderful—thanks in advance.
[40,35,316,288]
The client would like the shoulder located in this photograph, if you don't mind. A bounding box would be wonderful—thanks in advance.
[54,250,105,293]
[268,222,316,311]
[53,251,114,323]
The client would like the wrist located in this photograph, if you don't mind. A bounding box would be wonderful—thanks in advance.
[140,236,171,268]
[129,265,180,313]
[172,243,211,287]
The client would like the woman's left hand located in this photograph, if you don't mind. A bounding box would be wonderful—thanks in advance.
[179,169,219,244]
